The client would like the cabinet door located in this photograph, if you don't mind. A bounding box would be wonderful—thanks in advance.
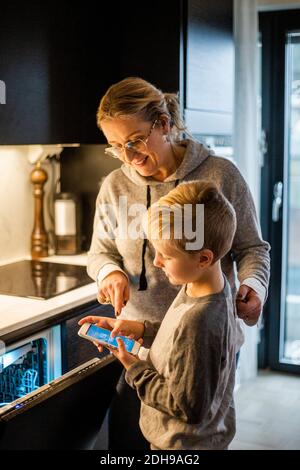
[0,4,52,144]
[118,0,183,94]
[0,3,116,144]
[185,0,234,136]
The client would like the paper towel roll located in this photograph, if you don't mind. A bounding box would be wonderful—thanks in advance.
[54,199,76,236]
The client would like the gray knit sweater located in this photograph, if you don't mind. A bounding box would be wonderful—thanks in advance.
[126,276,237,450]
[87,139,270,345]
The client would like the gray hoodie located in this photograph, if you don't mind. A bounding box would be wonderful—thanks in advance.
[87,139,270,345]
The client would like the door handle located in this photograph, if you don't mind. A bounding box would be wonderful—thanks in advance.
[272,181,283,222]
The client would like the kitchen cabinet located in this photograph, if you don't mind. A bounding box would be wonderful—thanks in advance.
[117,0,183,97]
[184,0,234,137]
[0,0,233,145]
[118,0,233,135]
[0,2,118,145]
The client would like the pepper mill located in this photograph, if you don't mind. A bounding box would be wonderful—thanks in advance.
[30,162,49,259]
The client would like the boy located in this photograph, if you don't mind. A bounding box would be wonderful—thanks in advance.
[80,181,239,450]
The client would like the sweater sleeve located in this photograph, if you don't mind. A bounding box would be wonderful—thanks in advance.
[223,161,270,300]
[87,177,125,281]
[125,312,224,424]
[136,319,161,349]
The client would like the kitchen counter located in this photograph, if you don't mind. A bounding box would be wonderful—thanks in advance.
[0,254,98,339]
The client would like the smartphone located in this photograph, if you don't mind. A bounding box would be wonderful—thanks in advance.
[78,323,141,355]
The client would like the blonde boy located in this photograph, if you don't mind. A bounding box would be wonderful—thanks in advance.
[80,181,238,450]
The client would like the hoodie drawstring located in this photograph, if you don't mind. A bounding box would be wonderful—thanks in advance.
[138,179,180,291]
[138,185,151,291]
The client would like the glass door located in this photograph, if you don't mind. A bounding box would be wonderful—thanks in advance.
[260,11,300,372]
[282,33,300,364]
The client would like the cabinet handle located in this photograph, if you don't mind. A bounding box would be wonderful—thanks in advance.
[272,181,283,222]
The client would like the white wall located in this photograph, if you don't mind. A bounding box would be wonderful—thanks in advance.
[0,147,57,264]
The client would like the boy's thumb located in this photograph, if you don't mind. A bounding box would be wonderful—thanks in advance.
[237,285,249,300]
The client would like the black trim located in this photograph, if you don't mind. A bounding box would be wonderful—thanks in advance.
[259,10,300,373]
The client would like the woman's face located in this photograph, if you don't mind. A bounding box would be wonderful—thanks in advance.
[101,116,171,179]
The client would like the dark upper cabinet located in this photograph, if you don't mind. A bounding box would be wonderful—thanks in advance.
[117,0,183,96]
[0,4,51,144]
[184,0,234,136]
[0,2,118,145]
[114,0,233,136]
[0,0,233,145]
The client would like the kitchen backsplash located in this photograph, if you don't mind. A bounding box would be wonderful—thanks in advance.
[60,145,121,251]
[0,146,58,264]
[0,145,120,263]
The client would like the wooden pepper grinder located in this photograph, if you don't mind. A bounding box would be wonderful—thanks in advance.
[30,162,49,259]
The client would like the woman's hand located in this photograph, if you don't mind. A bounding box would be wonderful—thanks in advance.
[98,271,129,316]
[106,337,143,370]
[236,285,262,326]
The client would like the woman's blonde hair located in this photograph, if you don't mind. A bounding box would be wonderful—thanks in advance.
[147,181,237,263]
[97,77,187,140]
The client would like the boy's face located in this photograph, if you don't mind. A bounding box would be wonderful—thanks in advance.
[152,241,202,285]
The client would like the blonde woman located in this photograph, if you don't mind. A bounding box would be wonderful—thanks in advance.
[84,77,270,450]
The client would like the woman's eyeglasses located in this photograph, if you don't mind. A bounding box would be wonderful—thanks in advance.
[105,119,157,159]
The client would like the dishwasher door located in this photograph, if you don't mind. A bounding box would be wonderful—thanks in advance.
[0,355,122,450]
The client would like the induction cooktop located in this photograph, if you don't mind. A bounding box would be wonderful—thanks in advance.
[0,260,92,300]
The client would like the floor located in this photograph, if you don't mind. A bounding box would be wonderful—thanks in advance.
[230,369,300,450]
[94,369,300,451]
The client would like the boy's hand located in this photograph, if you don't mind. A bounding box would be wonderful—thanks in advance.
[78,315,117,353]
[78,316,144,353]
[110,319,145,340]
[78,315,116,331]
[105,337,143,370]
[78,316,144,339]
[236,285,262,326]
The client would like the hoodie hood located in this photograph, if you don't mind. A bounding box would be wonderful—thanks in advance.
[120,139,213,186]
[119,138,213,292]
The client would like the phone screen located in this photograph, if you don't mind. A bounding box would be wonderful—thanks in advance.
[86,325,135,353]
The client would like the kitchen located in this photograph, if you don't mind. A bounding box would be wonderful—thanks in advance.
[0,0,300,453]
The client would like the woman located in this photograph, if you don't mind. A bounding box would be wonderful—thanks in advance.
[87,77,270,450]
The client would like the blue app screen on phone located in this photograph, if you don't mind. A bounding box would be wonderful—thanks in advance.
[87,325,135,353]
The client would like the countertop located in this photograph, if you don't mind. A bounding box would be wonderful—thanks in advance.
[0,253,98,339]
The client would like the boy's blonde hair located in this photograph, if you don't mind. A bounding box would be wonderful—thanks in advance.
[147,181,237,263]
[97,77,187,141]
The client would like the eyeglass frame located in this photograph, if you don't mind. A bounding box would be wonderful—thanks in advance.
[104,119,158,159]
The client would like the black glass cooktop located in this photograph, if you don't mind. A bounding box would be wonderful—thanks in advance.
[0,260,92,300]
